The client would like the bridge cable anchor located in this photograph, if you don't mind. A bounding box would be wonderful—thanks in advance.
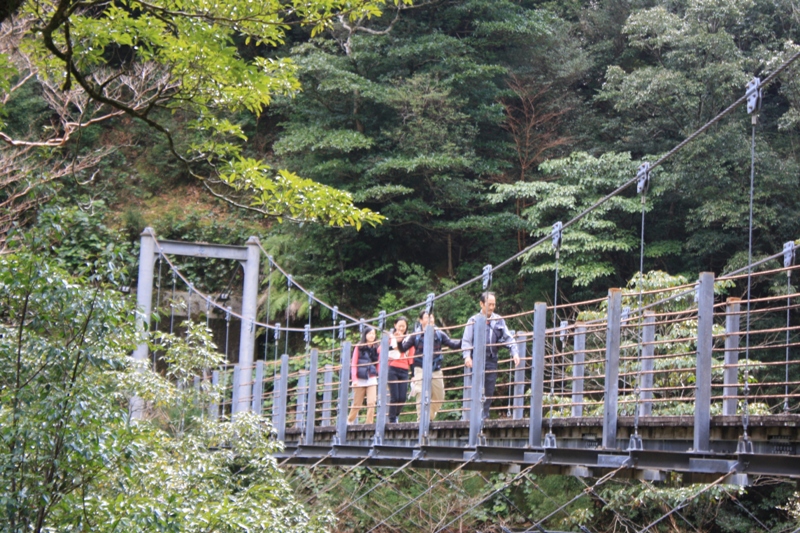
[737,434,753,454]
[543,432,557,449]
[628,433,643,451]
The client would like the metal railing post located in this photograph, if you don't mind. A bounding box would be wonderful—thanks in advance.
[305,349,319,445]
[271,369,281,422]
[572,323,586,417]
[529,303,546,447]
[336,342,352,445]
[252,361,264,414]
[603,289,622,450]
[723,298,741,416]
[419,325,435,446]
[210,370,220,420]
[275,355,289,442]
[322,364,333,427]
[695,272,714,452]
[639,314,655,417]
[375,333,390,445]
[231,365,242,420]
[468,316,487,448]
[513,333,528,420]
[296,371,308,431]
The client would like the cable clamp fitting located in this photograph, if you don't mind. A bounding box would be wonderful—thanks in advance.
[425,293,435,316]
[482,264,493,290]
[332,305,338,323]
[746,77,762,115]
[636,162,651,195]
[551,221,563,250]
[784,241,795,269]
[304,324,310,344]
[274,323,281,341]
[737,435,753,454]
[628,434,643,451]
[338,320,346,340]
[378,310,386,331]
[559,320,568,349]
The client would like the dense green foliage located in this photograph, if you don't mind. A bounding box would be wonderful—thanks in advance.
[3,0,800,531]
[0,244,332,532]
[5,0,800,312]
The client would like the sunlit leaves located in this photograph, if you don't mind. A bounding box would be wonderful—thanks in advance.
[219,158,385,228]
[10,0,398,228]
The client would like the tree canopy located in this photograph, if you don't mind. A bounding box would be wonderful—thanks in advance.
[1,0,414,244]
[2,1,800,528]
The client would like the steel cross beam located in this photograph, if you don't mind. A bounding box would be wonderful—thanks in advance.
[274,443,797,482]
[132,228,261,418]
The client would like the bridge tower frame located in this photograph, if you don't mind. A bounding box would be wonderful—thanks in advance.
[131,227,261,419]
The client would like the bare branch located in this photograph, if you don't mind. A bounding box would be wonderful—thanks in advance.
[501,74,573,183]
[334,0,444,55]
[200,179,305,224]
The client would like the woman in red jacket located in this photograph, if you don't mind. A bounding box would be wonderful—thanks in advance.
[387,316,414,424]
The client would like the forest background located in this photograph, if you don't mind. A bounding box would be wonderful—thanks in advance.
[2,0,800,531]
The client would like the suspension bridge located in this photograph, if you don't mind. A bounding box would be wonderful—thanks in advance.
[125,53,800,532]
[133,228,800,484]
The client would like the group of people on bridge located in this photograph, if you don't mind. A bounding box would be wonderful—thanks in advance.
[347,292,522,424]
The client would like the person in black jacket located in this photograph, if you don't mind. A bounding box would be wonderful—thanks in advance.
[348,326,379,424]
[401,309,461,421]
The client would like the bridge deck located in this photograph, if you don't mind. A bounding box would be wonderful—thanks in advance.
[276,415,800,482]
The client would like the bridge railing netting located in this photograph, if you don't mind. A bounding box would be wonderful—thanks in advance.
[202,266,799,445]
